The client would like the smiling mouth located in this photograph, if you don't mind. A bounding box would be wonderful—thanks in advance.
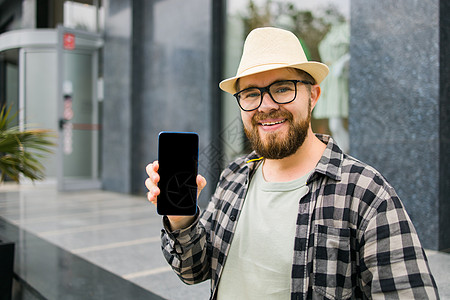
[259,119,287,126]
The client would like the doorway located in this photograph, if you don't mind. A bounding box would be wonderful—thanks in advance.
[57,26,103,190]
[0,27,103,190]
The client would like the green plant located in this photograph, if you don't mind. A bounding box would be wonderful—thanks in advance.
[0,105,55,183]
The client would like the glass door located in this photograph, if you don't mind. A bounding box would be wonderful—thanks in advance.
[57,26,103,191]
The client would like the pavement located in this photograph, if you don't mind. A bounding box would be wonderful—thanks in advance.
[0,183,448,299]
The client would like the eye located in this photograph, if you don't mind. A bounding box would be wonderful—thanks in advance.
[240,89,260,100]
[275,87,289,93]
[272,83,294,94]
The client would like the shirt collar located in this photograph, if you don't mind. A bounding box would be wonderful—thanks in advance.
[314,134,343,181]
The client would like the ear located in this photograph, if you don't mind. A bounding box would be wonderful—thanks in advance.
[310,85,321,111]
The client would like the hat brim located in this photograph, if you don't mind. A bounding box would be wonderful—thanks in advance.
[219,61,329,95]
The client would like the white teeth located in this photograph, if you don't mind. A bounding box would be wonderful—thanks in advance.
[261,120,285,126]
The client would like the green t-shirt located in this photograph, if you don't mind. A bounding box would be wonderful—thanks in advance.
[217,162,311,299]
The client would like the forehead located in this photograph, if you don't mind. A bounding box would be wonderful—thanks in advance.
[238,68,302,89]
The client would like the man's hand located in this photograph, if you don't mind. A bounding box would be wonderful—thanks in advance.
[145,160,207,230]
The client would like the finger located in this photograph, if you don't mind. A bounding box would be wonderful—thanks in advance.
[145,176,157,189]
[145,160,159,175]
[151,172,159,184]
[145,178,159,196]
[196,175,207,198]
[145,165,160,185]
[145,162,154,175]
[151,187,160,206]
[146,187,159,204]
[146,191,155,202]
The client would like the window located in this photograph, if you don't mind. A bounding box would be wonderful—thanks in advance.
[221,0,351,161]
[63,0,104,32]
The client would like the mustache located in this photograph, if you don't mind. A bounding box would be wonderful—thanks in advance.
[251,109,294,126]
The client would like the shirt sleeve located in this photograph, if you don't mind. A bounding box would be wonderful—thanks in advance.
[160,206,212,285]
[359,187,439,299]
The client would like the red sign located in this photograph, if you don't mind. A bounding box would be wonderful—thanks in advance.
[63,33,75,50]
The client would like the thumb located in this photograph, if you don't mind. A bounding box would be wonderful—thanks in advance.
[196,175,207,198]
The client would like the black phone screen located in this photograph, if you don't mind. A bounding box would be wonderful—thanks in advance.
[157,132,198,216]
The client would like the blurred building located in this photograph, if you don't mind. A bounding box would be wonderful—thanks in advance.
[0,0,105,191]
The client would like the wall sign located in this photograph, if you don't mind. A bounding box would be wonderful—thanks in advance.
[63,33,75,50]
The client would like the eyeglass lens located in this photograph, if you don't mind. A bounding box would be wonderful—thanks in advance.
[237,80,297,111]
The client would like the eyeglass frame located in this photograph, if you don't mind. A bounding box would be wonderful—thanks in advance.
[233,79,314,112]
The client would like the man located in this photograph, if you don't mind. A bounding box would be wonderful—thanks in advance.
[145,27,438,299]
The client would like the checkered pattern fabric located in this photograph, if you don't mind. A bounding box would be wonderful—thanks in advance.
[161,135,439,299]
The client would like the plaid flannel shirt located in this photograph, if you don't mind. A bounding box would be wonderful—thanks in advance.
[161,134,439,299]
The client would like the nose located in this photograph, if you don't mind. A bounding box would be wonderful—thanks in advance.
[258,91,280,112]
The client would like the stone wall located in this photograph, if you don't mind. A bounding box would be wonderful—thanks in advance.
[102,0,220,207]
[349,0,449,250]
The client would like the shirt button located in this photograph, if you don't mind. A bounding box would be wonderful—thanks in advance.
[230,215,236,221]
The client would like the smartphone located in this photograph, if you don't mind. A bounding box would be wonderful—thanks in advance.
[157,131,199,216]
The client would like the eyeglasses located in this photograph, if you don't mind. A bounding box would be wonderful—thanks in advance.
[233,80,313,112]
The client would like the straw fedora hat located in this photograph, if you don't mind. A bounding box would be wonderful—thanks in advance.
[219,27,329,95]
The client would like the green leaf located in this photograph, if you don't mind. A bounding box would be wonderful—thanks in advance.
[0,104,56,183]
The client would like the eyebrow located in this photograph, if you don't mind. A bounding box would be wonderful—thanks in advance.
[239,78,303,91]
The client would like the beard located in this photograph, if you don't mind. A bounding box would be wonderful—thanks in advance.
[244,101,311,160]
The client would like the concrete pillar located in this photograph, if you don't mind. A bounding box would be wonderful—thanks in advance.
[349,0,449,250]
[102,0,133,194]
[102,0,220,206]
